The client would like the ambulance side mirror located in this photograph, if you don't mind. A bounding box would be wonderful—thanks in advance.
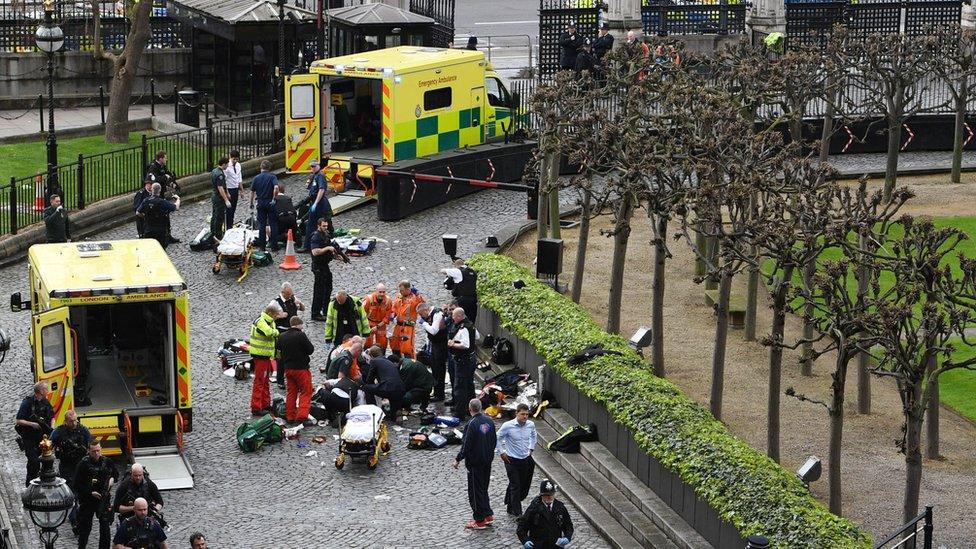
[9,292,29,312]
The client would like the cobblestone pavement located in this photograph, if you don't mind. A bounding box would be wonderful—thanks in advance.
[0,179,605,549]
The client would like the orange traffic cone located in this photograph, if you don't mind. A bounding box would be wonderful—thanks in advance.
[279,229,302,270]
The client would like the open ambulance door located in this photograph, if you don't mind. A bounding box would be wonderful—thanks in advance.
[285,74,329,173]
[32,306,74,424]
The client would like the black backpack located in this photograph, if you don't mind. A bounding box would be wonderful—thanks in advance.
[547,423,598,454]
[492,338,514,365]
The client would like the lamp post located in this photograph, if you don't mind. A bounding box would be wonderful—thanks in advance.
[35,1,64,169]
[21,437,75,549]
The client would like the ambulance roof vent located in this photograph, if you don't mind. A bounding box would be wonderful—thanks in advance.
[420,48,439,53]
[353,57,368,62]
[92,275,113,282]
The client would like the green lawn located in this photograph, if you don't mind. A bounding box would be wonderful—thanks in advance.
[942,339,976,424]
[0,133,149,181]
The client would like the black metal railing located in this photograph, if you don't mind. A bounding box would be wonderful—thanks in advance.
[874,505,933,549]
[0,0,186,53]
[0,109,283,238]
[641,1,747,36]
[786,0,963,48]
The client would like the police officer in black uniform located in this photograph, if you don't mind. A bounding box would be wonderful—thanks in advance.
[51,409,91,528]
[133,178,154,238]
[112,497,169,549]
[15,381,54,486]
[137,183,181,249]
[74,440,118,549]
[517,480,575,549]
[114,463,164,525]
[558,22,583,71]
[447,307,477,421]
[146,150,181,244]
[441,257,479,324]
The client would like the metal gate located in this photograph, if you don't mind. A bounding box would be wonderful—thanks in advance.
[538,0,600,80]
[410,0,456,47]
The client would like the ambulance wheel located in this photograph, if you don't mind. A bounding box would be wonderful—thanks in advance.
[380,441,391,454]
[366,454,378,470]
[334,455,345,470]
[212,262,221,274]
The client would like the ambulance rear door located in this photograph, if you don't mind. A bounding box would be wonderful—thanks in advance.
[285,74,324,173]
[31,306,74,424]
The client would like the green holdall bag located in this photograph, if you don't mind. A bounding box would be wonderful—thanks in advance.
[236,414,285,453]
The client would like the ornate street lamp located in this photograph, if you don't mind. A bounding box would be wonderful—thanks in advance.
[21,436,75,549]
[35,0,64,169]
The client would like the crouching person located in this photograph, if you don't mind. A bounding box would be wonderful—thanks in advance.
[517,480,574,549]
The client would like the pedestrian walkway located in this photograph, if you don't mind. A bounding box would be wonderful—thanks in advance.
[826,151,976,177]
[0,104,175,139]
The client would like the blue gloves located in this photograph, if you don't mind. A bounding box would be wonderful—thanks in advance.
[556,538,570,547]
[523,542,534,549]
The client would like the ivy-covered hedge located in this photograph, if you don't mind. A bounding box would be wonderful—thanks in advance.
[469,253,871,549]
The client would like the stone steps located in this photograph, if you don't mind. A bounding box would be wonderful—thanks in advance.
[535,418,676,549]
[544,409,713,549]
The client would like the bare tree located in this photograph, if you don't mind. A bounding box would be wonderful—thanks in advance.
[845,31,943,201]
[931,26,976,183]
[786,182,911,513]
[90,0,154,143]
[867,216,976,522]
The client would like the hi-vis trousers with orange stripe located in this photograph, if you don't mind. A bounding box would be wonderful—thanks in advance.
[391,324,415,358]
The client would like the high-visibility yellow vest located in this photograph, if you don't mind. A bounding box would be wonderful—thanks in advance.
[249,312,279,358]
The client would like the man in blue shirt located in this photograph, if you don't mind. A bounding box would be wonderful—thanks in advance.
[300,160,332,252]
[453,398,496,529]
[250,160,279,252]
[497,403,538,516]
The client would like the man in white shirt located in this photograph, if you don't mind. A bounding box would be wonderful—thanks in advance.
[224,149,243,228]
[417,302,450,401]
[447,307,477,420]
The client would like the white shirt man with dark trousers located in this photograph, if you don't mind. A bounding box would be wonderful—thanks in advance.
[416,301,449,402]
[224,149,242,228]
[497,403,538,516]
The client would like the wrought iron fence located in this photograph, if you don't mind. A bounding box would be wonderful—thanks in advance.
[539,0,602,80]
[0,0,187,53]
[874,505,933,549]
[0,109,283,238]
[409,0,455,47]
[641,1,747,36]
[786,0,963,48]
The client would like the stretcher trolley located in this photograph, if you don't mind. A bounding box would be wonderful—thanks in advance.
[334,404,390,470]
[212,226,258,283]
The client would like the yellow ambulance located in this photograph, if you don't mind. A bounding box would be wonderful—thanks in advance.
[10,240,194,489]
[284,46,518,181]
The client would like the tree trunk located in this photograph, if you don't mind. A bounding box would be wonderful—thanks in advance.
[883,118,902,202]
[606,193,633,335]
[710,267,732,420]
[652,214,667,378]
[537,156,549,240]
[789,117,803,153]
[904,406,924,523]
[819,81,835,166]
[800,259,816,376]
[828,347,849,516]
[767,266,794,463]
[694,224,707,277]
[925,352,940,459]
[951,76,968,184]
[570,188,592,304]
[744,194,758,342]
[547,152,561,239]
[857,233,872,414]
[103,0,153,143]
[705,230,718,290]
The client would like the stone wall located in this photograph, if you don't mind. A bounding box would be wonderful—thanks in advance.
[0,48,191,105]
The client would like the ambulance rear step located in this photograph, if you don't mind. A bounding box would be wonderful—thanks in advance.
[79,413,125,457]
[130,446,194,490]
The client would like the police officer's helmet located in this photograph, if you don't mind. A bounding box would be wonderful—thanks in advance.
[540,479,557,495]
